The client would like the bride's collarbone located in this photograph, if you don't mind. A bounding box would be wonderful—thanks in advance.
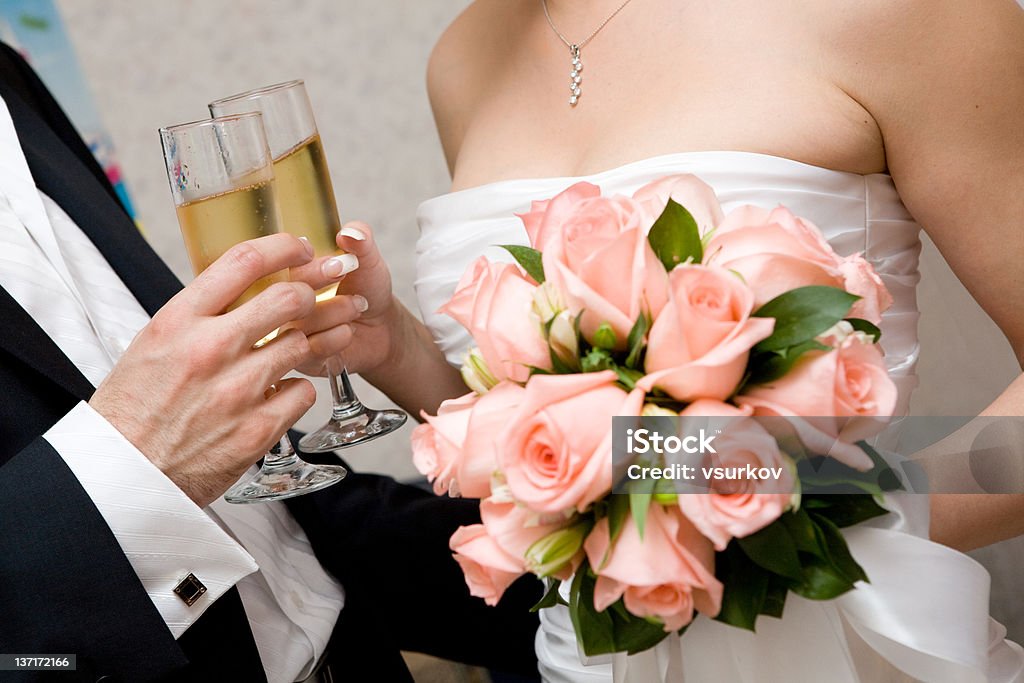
[450,87,886,189]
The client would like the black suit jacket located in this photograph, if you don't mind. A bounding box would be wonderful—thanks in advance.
[0,42,541,683]
[0,42,271,682]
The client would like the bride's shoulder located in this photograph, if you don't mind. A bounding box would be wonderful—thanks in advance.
[815,0,1021,77]
[427,1,529,171]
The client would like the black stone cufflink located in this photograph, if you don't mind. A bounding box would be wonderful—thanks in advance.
[173,573,207,606]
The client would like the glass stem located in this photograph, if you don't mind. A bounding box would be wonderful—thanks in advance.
[263,433,299,469]
[325,354,364,420]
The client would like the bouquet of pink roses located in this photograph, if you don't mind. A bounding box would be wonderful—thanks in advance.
[411,174,902,656]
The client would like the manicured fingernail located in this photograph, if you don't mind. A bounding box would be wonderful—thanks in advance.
[352,295,369,313]
[322,253,359,278]
[339,226,366,241]
[298,236,314,258]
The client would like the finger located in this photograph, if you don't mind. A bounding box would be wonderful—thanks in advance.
[244,327,314,388]
[288,252,360,293]
[306,323,354,361]
[290,294,368,336]
[185,233,315,316]
[224,282,315,348]
[335,221,383,269]
[252,377,317,451]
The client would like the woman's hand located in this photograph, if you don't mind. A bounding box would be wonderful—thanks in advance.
[286,222,404,377]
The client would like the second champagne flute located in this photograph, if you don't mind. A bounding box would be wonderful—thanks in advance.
[210,80,407,452]
[159,112,348,502]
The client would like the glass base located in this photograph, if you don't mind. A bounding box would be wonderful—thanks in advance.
[298,407,408,452]
[223,461,347,503]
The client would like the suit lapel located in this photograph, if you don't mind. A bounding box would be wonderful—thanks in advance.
[0,84,183,316]
[0,287,93,401]
[0,69,182,401]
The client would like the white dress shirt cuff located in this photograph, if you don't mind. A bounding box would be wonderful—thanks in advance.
[44,401,259,637]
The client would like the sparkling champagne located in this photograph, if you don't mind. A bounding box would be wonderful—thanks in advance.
[176,179,285,312]
[272,134,342,300]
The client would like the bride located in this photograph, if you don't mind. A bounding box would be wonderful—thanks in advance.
[330,0,1024,680]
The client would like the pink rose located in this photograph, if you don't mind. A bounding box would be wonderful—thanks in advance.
[737,334,898,470]
[480,498,578,580]
[632,174,725,236]
[449,524,524,606]
[584,505,723,631]
[840,253,893,325]
[498,371,645,513]
[517,181,602,252]
[636,265,774,402]
[540,194,668,350]
[413,383,525,499]
[411,392,476,495]
[458,382,526,498]
[676,401,793,550]
[440,257,550,383]
[704,205,847,308]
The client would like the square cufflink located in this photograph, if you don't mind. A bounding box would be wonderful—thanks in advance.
[173,573,207,607]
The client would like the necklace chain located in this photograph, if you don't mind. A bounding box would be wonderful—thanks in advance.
[540,0,636,107]
[541,0,635,51]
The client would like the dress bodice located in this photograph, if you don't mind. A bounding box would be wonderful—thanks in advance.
[415,150,922,412]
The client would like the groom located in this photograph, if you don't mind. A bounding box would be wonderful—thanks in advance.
[0,42,540,682]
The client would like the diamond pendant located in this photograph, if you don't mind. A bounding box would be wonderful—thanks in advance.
[569,44,582,106]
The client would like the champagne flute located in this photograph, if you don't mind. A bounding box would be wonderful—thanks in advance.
[159,112,347,502]
[210,81,408,452]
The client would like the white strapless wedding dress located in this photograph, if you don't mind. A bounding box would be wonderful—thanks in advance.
[415,151,1024,682]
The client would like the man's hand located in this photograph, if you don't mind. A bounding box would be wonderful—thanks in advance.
[89,233,319,507]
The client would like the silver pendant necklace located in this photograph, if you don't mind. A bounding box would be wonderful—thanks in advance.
[541,0,637,107]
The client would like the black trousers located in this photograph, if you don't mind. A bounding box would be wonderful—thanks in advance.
[286,452,543,682]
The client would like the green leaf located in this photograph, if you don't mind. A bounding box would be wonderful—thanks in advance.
[607,495,631,548]
[569,566,616,655]
[789,556,855,601]
[737,520,804,581]
[581,348,614,373]
[845,318,882,342]
[499,244,545,283]
[753,286,860,352]
[607,603,672,655]
[628,477,657,538]
[531,579,564,612]
[714,543,769,631]
[746,339,830,384]
[803,494,889,528]
[613,366,644,391]
[624,315,649,370]
[789,518,860,600]
[760,575,790,619]
[648,198,703,271]
[779,508,826,558]
[810,513,869,584]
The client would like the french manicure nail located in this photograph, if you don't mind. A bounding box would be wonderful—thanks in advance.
[352,295,369,313]
[339,226,366,241]
[298,236,314,258]
[322,253,359,278]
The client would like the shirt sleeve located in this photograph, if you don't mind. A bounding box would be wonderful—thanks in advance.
[44,401,259,638]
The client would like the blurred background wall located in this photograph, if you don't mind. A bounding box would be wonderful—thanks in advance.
[35,0,1024,643]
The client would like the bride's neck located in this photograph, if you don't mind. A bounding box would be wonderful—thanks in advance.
[541,0,635,33]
